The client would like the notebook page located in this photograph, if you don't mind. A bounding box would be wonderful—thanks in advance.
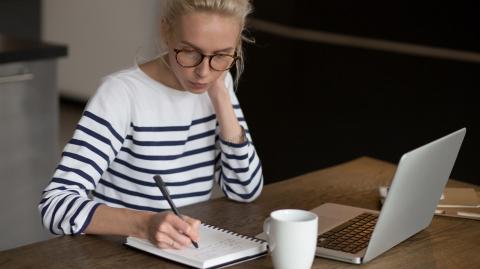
[163,224,266,266]
[126,224,267,269]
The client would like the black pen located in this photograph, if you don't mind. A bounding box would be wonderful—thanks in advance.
[153,175,199,248]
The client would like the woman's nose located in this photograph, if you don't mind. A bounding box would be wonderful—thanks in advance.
[194,57,210,77]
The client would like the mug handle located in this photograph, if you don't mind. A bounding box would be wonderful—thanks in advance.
[263,217,274,251]
[263,217,271,236]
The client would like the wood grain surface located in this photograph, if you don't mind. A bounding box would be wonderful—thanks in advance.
[1,157,478,269]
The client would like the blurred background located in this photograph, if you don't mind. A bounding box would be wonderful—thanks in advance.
[0,0,478,250]
[241,1,479,185]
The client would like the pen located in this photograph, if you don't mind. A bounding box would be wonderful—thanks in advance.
[153,175,199,248]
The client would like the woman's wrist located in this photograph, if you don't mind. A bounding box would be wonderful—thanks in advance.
[221,126,246,144]
[131,210,156,238]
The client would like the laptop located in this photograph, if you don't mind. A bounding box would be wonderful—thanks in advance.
[312,128,466,264]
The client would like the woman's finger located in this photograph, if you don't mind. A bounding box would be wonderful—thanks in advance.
[182,216,201,241]
[159,213,196,247]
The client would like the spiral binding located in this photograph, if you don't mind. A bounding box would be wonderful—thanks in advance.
[202,223,267,244]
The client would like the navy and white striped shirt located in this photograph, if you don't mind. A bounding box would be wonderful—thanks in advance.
[39,66,263,235]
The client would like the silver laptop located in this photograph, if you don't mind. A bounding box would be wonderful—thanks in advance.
[312,128,466,264]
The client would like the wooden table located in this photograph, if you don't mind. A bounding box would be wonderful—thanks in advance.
[1,157,479,268]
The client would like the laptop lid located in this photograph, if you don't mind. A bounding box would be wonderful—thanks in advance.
[363,128,466,262]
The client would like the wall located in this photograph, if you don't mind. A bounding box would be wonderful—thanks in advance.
[0,0,40,40]
[42,0,160,100]
[236,1,479,185]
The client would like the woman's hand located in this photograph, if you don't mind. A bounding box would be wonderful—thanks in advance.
[84,205,200,250]
[146,211,201,249]
[207,71,229,101]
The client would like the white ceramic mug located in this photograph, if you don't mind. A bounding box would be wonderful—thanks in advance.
[263,209,318,269]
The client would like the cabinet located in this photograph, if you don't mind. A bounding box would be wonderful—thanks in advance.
[0,35,67,250]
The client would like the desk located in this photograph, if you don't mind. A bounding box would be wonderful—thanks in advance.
[1,157,479,268]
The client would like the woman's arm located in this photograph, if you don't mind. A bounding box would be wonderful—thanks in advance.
[39,76,200,249]
[208,72,264,202]
[207,72,245,143]
[39,77,129,236]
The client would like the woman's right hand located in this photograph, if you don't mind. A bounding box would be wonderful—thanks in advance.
[146,211,201,249]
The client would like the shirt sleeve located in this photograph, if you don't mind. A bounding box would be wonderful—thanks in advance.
[38,76,131,235]
[214,73,264,202]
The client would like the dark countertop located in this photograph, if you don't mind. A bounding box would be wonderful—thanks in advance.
[0,34,67,64]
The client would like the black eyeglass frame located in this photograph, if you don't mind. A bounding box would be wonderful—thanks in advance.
[173,48,239,71]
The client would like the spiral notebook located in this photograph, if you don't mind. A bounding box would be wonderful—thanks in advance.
[125,224,268,269]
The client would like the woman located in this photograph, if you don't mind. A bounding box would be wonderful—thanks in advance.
[39,0,263,250]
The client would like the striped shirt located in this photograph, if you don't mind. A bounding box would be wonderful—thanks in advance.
[38,66,263,235]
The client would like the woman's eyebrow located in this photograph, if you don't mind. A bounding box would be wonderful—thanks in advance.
[180,41,235,54]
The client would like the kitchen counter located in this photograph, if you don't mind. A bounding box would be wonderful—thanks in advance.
[0,34,67,64]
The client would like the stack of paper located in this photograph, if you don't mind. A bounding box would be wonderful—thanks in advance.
[437,188,479,208]
[379,187,480,221]
[435,188,480,220]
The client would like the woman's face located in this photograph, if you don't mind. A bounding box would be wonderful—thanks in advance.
[166,12,240,94]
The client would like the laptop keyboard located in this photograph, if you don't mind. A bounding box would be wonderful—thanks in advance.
[317,212,378,254]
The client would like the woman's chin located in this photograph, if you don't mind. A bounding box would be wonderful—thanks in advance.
[188,88,208,94]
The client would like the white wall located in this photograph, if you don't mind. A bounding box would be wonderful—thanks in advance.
[42,0,160,101]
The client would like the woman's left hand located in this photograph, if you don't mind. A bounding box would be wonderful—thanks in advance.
[207,71,229,101]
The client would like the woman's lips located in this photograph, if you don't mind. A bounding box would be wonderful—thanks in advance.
[189,81,208,90]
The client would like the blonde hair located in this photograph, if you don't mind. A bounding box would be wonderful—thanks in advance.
[159,0,254,87]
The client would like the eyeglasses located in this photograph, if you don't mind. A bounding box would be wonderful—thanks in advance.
[173,48,238,71]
